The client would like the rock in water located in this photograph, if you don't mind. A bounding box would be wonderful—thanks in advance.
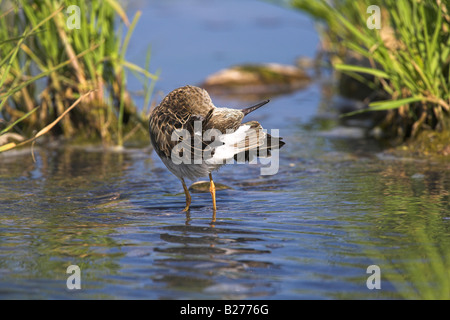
[201,63,311,100]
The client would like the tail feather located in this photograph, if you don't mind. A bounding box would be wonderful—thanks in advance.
[234,124,285,162]
[203,120,284,164]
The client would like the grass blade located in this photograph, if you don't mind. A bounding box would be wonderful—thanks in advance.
[342,96,423,117]
[335,63,389,78]
[0,106,40,135]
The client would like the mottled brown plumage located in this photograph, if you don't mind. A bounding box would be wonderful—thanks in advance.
[148,85,285,216]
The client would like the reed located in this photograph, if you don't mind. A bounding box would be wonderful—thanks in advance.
[0,0,158,150]
[292,0,450,142]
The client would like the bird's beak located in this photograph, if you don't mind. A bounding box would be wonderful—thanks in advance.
[241,100,270,116]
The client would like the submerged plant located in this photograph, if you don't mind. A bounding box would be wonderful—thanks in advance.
[0,0,158,149]
[372,226,450,299]
[291,0,450,143]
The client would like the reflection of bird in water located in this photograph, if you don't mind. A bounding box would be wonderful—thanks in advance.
[148,85,285,219]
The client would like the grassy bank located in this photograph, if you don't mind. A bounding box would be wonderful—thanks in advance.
[292,0,450,151]
[0,0,158,152]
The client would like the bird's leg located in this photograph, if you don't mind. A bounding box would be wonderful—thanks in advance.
[181,178,191,212]
[209,173,217,212]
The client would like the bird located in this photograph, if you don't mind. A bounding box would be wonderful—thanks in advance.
[148,85,285,217]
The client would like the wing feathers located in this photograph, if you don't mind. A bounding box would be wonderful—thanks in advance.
[204,121,284,164]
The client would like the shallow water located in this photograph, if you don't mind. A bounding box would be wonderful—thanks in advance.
[1,0,449,300]
[1,129,449,299]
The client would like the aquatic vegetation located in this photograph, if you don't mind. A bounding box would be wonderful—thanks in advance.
[386,231,450,300]
[0,0,158,150]
[291,0,450,143]
[339,159,450,299]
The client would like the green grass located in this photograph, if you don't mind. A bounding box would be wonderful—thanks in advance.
[0,0,158,150]
[291,0,450,142]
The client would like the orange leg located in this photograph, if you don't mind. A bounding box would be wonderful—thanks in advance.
[181,178,191,212]
[209,173,217,212]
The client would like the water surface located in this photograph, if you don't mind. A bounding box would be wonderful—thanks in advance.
[1,0,449,300]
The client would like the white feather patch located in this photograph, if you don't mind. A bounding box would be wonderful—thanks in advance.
[205,125,250,164]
